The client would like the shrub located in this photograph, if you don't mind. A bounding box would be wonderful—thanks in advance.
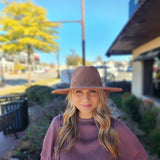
[140,99,159,134]
[14,148,23,156]
[149,127,160,157]
[24,117,51,152]
[23,98,67,152]
[122,93,142,122]
[25,85,66,105]
[109,95,122,108]
[141,99,154,110]
[14,63,25,72]
[140,108,158,134]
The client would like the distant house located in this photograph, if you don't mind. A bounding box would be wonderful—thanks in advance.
[0,51,40,74]
[105,0,160,107]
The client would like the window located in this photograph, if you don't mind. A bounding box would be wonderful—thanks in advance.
[153,57,160,98]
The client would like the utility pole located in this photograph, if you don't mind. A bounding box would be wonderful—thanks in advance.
[81,0,85,66]
[57,50,60,78]
[50,0,86,66]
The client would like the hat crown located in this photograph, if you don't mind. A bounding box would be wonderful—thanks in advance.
[52,66,122,94]
[70,66,102,88]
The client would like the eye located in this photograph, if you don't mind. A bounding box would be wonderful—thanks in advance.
[90,90,96,93]
[89,90,97,96]
[75,90,83,95]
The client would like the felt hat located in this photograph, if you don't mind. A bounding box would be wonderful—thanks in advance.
[52,66,122,94]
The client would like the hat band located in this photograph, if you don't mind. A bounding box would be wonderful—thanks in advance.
[71,79,102,88]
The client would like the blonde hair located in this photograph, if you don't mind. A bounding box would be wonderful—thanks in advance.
[55,90,120,158]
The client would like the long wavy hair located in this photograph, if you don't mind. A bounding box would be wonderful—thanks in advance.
[55,90,120,159]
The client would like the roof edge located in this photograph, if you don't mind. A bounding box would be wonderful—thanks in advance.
[105,0,147,57]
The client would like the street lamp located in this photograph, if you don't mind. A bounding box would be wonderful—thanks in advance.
[81,0,85,66]
[56,50,60,78]
[50,0,86,66]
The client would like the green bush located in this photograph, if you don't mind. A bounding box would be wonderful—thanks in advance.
[24,117,51,152]
[149,127,160,157]
[14,148,23,156]
[109,95,122,108]
[25,85,66,105]
[122,93,142,122]
[23,98,66,152]
[140,108,158,134]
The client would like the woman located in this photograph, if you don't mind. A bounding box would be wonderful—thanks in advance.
[41,66,148,160]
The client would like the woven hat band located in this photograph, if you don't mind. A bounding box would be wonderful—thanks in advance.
[70,66,103,89]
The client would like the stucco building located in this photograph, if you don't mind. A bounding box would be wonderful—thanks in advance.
[106,0,160,106]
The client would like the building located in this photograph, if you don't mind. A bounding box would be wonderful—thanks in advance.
[106,0,160,106]
[0,51,40,74]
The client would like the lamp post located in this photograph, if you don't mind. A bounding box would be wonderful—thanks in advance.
[57,50,60,78]
[50,0,86,66]
[81,0,85,66]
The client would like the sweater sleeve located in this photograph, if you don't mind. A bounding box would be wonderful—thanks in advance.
[115,119,148,160]
[40,115,62,160]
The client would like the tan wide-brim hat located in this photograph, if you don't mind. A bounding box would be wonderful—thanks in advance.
[52,66,122,94]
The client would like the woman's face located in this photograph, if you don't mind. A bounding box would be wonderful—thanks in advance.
[72,89,99,119]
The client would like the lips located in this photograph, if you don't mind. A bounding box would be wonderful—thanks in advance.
[81,104,92,108]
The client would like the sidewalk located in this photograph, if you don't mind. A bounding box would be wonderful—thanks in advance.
[0,130,26,159]
[0,80,60,159]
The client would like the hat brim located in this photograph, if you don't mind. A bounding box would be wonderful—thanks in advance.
[52,87,123,94]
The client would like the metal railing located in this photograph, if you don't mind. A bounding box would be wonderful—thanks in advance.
[0,93,29,133]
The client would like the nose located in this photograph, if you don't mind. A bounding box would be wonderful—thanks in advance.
[82,93,90,101]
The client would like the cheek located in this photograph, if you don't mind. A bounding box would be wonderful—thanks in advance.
[72,95,79,105]
[93,96,100,104]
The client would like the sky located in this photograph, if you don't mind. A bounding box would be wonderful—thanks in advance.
[0,0,131,65]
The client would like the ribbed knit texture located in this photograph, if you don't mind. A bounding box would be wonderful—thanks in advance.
[41,115,148,160]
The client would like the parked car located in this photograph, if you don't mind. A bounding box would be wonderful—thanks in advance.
[0,75,5,87]
[96,66,119,82]
[126,66,132,72]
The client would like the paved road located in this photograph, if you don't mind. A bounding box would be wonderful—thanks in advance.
[0,70,58,91]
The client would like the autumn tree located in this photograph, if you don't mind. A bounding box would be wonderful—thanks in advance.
[66,49,91,66]
[97,56,102,62]
[66,53,81,66]
[0,1,60,85]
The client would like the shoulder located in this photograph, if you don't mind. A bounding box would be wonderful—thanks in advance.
[112,118,132,134]
[49,114,63,131]
[112,118,140,146]
[52,114,63,125]
[112,118,148,159]
[52,114,63,122]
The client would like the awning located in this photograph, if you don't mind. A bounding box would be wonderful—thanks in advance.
[133,48,160,61]
[106,0,160,57]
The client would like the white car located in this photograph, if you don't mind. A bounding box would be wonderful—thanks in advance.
[107,66,119,79]
[96,66,119,82]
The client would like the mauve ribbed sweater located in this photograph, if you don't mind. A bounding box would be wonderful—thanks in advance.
[41,115,148,160]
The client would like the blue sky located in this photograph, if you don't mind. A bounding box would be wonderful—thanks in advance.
[0,0,131,65]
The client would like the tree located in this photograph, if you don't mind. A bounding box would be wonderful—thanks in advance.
[66,49,91,67]
[14,63,25,72]
[66,52,81,66]
[97,56,102,62]
[0,1,60,85]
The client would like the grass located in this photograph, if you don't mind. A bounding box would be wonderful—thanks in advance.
[0,78,60,96]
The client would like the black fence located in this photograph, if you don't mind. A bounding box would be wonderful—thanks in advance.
[0,93,29,133]
[106,80,131,95]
